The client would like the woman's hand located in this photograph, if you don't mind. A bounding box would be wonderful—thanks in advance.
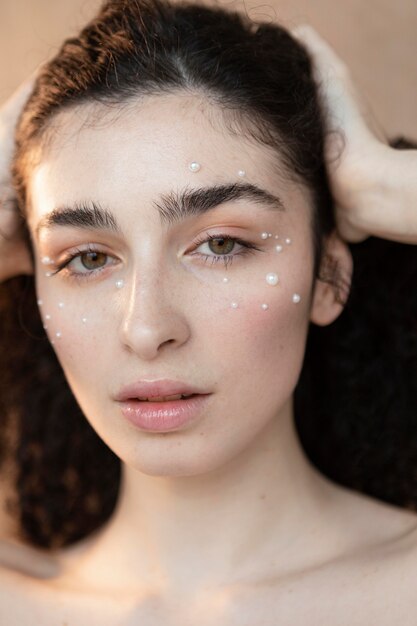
[0,78,35,282]
[293,25,417,245]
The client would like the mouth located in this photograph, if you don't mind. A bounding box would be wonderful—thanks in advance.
[134,393,197,402]
[118,393,211,432]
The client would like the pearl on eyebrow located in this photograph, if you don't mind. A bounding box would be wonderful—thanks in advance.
[237,170,246,177]
[266,272,279,286]
[189,162,201,173]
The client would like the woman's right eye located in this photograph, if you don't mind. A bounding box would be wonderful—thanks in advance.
[51,247,118,281]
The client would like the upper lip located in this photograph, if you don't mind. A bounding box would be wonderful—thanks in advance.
[115,379,210,401]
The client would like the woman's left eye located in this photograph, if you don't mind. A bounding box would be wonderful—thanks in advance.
[191,234,260,268]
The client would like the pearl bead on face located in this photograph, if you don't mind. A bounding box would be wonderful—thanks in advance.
[115,279,124,289]
[189,161,201,172]
[266,272,279,286]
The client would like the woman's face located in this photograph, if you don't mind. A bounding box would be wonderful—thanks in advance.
[27,93,323,476]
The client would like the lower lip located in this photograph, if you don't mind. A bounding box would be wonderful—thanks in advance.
[119,394,211,432]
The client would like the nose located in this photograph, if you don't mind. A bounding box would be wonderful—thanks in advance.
[118,266,191,361]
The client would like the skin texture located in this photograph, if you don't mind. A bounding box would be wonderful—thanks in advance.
[0,93,415,626]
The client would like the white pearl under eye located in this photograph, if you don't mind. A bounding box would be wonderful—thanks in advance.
[266,272,279,286]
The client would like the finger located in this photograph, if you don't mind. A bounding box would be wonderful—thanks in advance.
[292,25,387,144]
[292,24,349,82]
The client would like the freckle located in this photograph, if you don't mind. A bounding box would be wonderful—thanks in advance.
[261,303,269,310]
[58,302,64,309]
[222,277,229,283]
[292,293,301,303]
[261,232,268,240]
[275,245,283,253]
[231,302,239,309]
[285,238,292,245]
[56,331,62,339]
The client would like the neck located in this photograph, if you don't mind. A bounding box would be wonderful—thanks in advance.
[66,401,336,594]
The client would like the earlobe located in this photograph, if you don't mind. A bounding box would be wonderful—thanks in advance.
[310,232,353,327]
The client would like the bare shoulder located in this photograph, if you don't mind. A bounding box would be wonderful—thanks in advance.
[327,480,417,551]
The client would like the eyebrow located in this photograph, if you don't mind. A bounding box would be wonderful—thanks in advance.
[35,182,285,236]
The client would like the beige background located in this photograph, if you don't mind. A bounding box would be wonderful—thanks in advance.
[0,0,416,138]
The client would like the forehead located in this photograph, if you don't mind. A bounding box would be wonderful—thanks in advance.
[27,92,310,227]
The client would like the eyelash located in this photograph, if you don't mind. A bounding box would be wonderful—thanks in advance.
[49,234,262,283]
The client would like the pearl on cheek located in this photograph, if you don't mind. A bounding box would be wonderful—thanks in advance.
[266,272,279,286]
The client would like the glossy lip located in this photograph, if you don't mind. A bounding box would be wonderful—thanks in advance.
[114,379,210,402]
[119,394,211,432]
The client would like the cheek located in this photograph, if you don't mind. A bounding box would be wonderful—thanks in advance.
[35,277,114,376]
[192,244,313,406]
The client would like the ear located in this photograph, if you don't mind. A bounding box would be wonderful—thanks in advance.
[310,231,353,326]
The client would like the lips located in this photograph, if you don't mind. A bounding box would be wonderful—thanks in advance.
[115,379,210,403]
[137,393,195,402]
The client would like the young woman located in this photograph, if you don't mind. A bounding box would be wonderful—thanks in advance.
[0,0,416,623]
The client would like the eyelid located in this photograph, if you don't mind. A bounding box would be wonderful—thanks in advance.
[49,231,263,282]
